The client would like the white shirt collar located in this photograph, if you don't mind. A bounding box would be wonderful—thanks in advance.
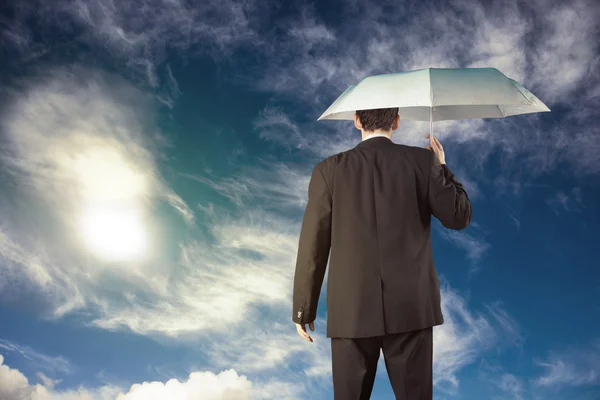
[363,132,391,142]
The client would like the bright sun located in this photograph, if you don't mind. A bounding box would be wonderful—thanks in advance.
[74,145,150,263]
[80,205,147,262]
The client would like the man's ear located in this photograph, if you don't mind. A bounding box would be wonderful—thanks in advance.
[392,114,400,130]
[354,113,362,130]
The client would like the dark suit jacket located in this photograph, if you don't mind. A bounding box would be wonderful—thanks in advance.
[291,136,472,338]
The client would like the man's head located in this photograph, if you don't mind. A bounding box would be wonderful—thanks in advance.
[354,107,400,138]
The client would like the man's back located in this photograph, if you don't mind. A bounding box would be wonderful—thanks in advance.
[312,136,472,338]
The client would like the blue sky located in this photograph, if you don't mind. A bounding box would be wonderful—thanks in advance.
[0,0,599,399]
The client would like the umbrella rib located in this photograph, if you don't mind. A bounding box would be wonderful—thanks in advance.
[511,81,534,105]
[496,105,506,118]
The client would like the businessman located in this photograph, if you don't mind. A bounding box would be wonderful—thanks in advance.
[291,107,472,399]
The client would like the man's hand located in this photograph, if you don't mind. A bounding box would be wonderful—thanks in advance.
[425,134,446,165]
[295,322,314,343]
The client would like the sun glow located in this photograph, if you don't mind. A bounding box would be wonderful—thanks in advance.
[73,145,151,262]
[80,205,147,262]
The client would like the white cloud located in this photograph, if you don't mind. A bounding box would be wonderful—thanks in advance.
[468,6,529,82]
[435,226,492,264]
[36,373,62,390]
[181,160,310,213]
[0,65,194,317]
[528,0,600,104]
[430,283,524,395]
[0,354,31,400]
[286,3,336,49]
[165,192,196,226]
[485,302,524,348]
[477,359,526,400]
[532,338,600,388]
[1,354,294,400]
[496,373,525,400]
[114,370,253,400]
[253,106,310,151]
[0,353,121,400]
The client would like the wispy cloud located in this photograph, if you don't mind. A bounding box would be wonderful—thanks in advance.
[431,281,524,395]
[509,213,521,231]
[0,339,72,376]
[484,302,524,348]
[156,64,182,109]
[252,106,310,152]
[435,225,492,265]
[0,0,276,107]
[286,4,336,49]
[496,373,526,400]
[532,337,600,388]
[478,359,526,400]
[528,0,600,104]
[180,160,310,213]
[546,187,586,215]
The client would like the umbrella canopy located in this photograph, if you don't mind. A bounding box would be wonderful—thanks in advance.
[318,67,550,138]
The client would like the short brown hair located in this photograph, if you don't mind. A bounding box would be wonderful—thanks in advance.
[356,107,399,132]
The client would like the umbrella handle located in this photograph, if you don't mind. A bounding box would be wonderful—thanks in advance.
[429,106,434,141]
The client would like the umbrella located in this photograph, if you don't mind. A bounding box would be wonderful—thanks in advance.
[317,67,550,140]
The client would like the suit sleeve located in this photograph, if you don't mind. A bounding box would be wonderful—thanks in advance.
[428,151,472,230]
[292,164,332,324]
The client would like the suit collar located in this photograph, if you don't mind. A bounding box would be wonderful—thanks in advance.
[355,136,394,149]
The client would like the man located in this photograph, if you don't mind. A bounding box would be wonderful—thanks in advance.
[291,107,472,400]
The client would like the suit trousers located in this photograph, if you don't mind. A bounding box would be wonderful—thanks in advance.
[330,326,433,400]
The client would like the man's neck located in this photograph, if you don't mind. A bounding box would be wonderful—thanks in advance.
[362,131,392,141]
